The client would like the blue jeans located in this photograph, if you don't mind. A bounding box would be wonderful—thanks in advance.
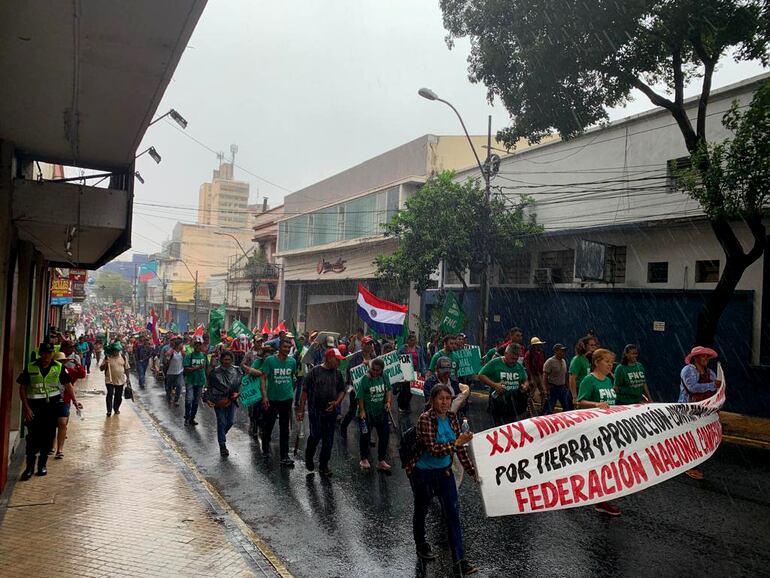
[185,383,203,420]
[165,373,184,402]
[411,467,465,562]
[305,407,336,469]
[214,404,236,446]
[137,360,149,387]
[542,384,574,415]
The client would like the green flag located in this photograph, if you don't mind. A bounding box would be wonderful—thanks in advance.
[228,319,254,339]
[439,292,465,334]
[395,321,410,350]
[208,304,225,345]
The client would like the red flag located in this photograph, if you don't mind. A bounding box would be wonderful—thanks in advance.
[147,308,160,345]
[261,320,270,336]
[273,320,287,334]
[194,324,204,338]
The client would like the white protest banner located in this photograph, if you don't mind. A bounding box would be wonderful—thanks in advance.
[349,351,415,388]
[471,366,726,516]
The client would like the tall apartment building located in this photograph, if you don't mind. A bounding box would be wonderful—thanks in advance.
[198,152,250,228]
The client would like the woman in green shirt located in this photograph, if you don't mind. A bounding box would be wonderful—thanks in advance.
[569,335,598,402]
[613,344,653,405]
[357,358,392,471]
[577,348,621,516]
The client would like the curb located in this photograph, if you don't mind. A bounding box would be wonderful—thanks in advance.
[132,398,294,578]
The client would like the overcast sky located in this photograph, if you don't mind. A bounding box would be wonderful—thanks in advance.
[127,0,766,257]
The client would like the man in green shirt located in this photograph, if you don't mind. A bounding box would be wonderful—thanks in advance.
[356,358,393,471]
[427,335,458,379]
[478,343,529,425]
[183,339,208,426]
[260,338,298,467]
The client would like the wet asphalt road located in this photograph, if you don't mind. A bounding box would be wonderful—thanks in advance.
[133,370,770,578]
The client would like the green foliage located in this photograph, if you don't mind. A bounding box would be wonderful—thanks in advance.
[440,0,768,148]
[95,271,133,302]
[679,80,770,219]
[375,171,541,294]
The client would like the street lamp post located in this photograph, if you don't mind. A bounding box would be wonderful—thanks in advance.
[419,87,493,353]
[214,232,256,329]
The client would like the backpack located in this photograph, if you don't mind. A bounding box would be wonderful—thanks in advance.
[398,424,419,469]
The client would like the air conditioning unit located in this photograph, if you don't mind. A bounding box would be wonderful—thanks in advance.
[534,267,553,285]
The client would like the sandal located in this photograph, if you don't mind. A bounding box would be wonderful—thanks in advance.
[55,451,64,459]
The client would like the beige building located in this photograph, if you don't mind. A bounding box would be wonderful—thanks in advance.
[277,134,521,334]
[197,155,251,228]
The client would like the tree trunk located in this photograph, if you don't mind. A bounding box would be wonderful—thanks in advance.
[695,257,746,347]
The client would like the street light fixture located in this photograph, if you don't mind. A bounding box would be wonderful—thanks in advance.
[136,146,162,164]
[149,108,188,129]
[418,87,493,353]
[134,171,145,184]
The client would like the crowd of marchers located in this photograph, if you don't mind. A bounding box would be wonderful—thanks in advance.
[17,320,721,578]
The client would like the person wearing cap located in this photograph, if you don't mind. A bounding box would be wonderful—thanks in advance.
[260,337,298,467]
[424,356,461,401]
[524,337,546,413]
[478,343,530,425]
[297,347,346,476]
[17,343,72,479]
[183,339,209,426]
[340,336,376,438]
[542,343,572,414]
[100,342,130,416]
[356,357,393,471]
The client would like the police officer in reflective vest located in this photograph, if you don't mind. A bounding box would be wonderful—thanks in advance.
[17,342,71,480]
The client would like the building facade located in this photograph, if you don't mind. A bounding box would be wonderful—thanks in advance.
[277,134,520,334]
[428,73,770,417]
[198,155,251,228]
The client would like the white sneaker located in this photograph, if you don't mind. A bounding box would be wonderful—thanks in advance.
[359,459,371,470]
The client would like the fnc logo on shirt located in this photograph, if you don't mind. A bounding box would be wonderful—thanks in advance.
[500,371,521,390]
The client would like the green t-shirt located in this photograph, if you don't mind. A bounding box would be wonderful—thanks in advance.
[356,374,391,418]
[569,355,590,387]
[261,354,297,401]
[479,357,527,398]
[577,373,616,405]
[614,362,647,404]
[183,352,208,386]
[429,349,458,378]
[483,347,498,364]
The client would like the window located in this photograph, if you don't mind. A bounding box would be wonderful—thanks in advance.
[538,249,574,283]
[499,252,531,285]
[311,207,338,246]
[604,245,627,283]
[344,194,377,240]
[647,262,669,283]
[668,156,692,191]
[696,260,720,283]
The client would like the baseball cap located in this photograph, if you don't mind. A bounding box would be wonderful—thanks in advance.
[553,343,567,351]
[436,356,452,373]
[38,342,55,354]
[325,347,345,361]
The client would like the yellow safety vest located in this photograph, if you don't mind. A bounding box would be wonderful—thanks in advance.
[26,361,63,400]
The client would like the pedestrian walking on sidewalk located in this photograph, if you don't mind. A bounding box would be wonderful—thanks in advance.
[297,347,346,476]
[101,343,129,416]
[205,351,241,457]
[17,343,71,479]
[260,338,298,467]
[356,358,393,472]
[183,338,209,426]
[405,384,478,576]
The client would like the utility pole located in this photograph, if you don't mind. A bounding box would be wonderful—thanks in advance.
[479,115,492,354]
[193,270,199,327]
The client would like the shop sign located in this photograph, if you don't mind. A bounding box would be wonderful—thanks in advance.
[316,257,347,274]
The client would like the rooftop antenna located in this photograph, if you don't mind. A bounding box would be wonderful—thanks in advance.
[216,151,225,164]
[262,196,268,213]
[230,144,238,166]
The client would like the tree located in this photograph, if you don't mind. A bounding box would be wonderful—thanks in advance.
[440,0,769,345]
[375,171,541,301]
[95,271,133,303]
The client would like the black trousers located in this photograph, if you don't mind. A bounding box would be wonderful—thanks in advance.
[340,389,357,431]
[106,384,124,413]
[359,414,389,462]
[396,382,412,411]
[261,399,293,459]
[25,397,60,459]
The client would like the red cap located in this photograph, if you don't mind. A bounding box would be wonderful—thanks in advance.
[325,347,345,360]
[362,336,374,345]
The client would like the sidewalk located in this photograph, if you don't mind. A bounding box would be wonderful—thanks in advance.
[0,372,282,578]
